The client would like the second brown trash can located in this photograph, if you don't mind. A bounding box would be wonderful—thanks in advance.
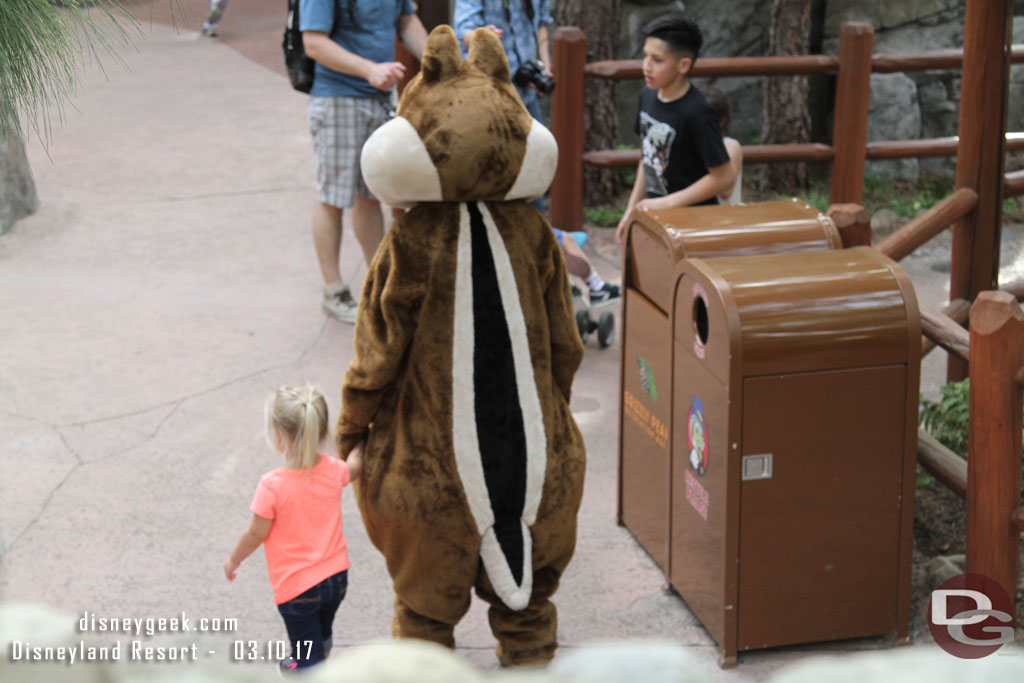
[670,247,920,667]
[619,200,841,572]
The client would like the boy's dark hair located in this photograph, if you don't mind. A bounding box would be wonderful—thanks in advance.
[704,84,731,134]
[642,13,703,63]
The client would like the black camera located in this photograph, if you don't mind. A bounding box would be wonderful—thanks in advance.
[513,59,555,95]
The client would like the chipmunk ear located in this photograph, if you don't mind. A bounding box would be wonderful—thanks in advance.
[420,25,462,83]
[468,26,511,82]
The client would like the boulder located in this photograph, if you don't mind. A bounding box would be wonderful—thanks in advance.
[867,72,921,180]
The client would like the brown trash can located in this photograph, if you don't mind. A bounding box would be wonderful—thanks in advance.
[619,200,841,572]
[670,247,920,667]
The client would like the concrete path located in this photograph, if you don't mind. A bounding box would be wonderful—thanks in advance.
[3,4,1020,682]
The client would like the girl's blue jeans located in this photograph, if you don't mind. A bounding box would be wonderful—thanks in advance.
[276,570,348,668]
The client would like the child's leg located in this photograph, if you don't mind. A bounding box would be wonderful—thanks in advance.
[315,571,348,659]
[277,583,330,668]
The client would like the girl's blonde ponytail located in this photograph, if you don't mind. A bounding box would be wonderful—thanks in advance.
[266,384,329,471]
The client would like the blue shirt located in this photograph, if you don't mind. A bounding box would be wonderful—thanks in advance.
[453,0,552,111]
[300,0,415,98]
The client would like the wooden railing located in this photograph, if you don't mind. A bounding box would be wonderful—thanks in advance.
[550,26,1024,230]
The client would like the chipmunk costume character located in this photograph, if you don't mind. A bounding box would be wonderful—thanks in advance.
[335,25,585,666]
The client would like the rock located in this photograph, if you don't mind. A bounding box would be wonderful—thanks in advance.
[871,208,902,235]
[0,603,108,683]
[867,72,921,180]
[769,646,1024,683]
[546,640,706,683]
[0,129,38,235]
[925,553,965,590]
[824,0,962,38]
[306,640,483,683]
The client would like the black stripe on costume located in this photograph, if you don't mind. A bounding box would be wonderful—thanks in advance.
[468,201,526,585]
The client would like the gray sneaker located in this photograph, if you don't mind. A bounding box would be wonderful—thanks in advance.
[322,284,357,323]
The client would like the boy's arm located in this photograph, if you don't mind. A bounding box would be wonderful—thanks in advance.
[303,32,406,90]
[615,160,647,245]
[637,160,733,211]
[224,514,272,580]
[398,12,428,60]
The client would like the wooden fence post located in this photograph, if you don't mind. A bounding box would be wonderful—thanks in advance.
[949,0,1014,382]
[828,22,874,206]
[967,291,1024,607]
[550,27,587,231]
[826,203,871,247]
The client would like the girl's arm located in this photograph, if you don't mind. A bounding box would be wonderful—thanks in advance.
[224,514,272,580]
[344,441,365,481]
[615,160,647,245]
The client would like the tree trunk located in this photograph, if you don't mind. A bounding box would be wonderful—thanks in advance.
[0,105,38,235]
[553,0,621,207]
[758,0,811,192]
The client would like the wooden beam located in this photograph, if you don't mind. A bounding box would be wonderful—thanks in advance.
[827,204,871,247]
[920,301,971,362]
[949,0,1013,382]
[581,143,833,169]
[874,188,979,262]
[918,428,968,499]
[967,291,1024,608]
[829,23,874,205]
[550,27,587,231]
[922,299,971,357]
[1004,169,1024,198]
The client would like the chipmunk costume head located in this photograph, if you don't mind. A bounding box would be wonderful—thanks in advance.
[337,25,585,666]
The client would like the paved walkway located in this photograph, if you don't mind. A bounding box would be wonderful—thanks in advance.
[2,4,1018,681]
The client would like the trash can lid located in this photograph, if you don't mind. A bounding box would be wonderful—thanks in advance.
[676,247,921,376]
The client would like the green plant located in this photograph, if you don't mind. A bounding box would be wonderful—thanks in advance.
[920,379,970,457]
[584,204,626,228]
[1,0,140,140]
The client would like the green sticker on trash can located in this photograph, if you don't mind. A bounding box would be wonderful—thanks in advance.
[637,357,658,403]
[687,396,708,476]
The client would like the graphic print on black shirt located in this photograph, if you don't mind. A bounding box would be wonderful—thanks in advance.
[639,112,676,196]
[635,86,731,204]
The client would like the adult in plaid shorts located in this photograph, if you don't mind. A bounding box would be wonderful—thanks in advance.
[301,0,426,323]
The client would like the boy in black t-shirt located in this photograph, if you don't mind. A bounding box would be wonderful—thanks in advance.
[615,14,734,244]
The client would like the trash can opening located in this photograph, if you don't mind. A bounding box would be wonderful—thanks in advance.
[693,295,709,347]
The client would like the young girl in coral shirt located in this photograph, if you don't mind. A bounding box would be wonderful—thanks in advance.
[224,384,363,673]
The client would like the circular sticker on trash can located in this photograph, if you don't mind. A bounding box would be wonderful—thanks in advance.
[687,397,708,476]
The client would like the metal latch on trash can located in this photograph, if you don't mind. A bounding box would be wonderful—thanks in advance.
[742,453,773,481]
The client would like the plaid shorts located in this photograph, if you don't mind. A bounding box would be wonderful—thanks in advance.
[308,96,391,208]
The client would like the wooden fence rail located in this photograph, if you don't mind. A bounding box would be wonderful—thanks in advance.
[874,188,979,262]
[549,24,1024,229]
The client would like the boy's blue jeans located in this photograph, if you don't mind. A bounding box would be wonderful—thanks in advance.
[276,570,348,668]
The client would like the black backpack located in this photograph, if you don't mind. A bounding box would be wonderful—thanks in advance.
[283,0,315,93]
